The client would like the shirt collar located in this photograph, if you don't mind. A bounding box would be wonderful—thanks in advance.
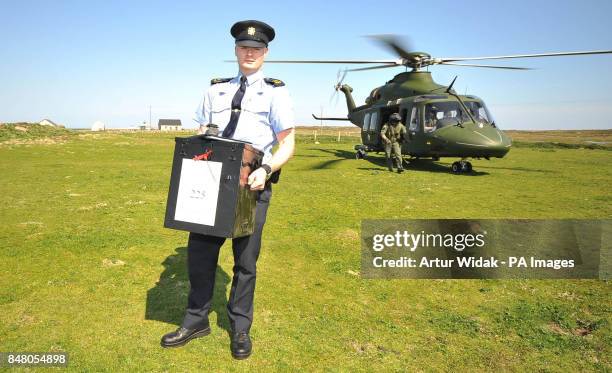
[237,70,264,86]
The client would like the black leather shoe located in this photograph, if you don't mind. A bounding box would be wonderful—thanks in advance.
[160,325,211,348]
[231,331,252,359]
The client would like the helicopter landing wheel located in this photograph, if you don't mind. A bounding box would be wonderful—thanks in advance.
[451,161,472,173]
[355,149,366,160]
[461,161,472,173]
[451,161,461,173]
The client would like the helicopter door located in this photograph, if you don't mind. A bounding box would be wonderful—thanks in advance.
[361,110,379,146]
[400,108,408,126]
[408,106,421,141]
[361,112,371,144]
[368,111,380,145]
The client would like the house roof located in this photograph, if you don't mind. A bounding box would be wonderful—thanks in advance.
[158,119,182,126]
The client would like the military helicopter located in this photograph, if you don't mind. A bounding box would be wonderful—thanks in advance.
[267,36,612,173]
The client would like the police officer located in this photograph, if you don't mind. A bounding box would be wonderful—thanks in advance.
[161,20,295,360]
[380,113,406,173]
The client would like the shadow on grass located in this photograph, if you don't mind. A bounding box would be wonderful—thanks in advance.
[358,158,490,176]
[310,149,492,175]
[145,247,232,334]
[292,154,328,158]
[416,160,557,175]
[307,149,388,170]
[305,149,354,170]
[405,159,490,176]
[308,148,555,176]
[469,164,556,174]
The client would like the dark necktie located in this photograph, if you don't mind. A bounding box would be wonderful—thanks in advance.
[222,75,247,138]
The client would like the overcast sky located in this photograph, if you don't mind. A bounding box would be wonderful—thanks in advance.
[1,0,611,130]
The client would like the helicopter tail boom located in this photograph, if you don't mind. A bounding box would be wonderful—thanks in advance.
[311,114,349,121]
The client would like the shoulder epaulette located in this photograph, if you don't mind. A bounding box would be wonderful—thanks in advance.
[210,78,232,85]
[264,78,285,87]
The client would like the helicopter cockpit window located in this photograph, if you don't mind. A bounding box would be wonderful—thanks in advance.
[463,101,494,125]
[424,102,465,131]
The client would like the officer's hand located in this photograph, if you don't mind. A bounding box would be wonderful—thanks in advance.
[248,167,267,191]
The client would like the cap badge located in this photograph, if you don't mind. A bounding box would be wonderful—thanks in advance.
[247,27,256,36]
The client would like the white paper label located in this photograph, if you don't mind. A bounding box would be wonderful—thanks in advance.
[174,159,223,226]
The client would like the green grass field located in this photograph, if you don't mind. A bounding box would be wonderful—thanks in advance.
[0,128,610,371]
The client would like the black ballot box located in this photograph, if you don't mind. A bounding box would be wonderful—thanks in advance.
[164,135,263,238]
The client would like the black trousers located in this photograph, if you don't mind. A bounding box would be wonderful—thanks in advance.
[181,186,271,333]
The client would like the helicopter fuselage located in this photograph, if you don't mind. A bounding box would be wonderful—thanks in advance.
[342,71,512,160]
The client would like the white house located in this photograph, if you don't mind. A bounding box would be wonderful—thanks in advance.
[92,121,106,131]
[158,119,182,131]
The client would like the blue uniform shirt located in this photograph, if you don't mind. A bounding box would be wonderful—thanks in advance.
[195,70,295,162]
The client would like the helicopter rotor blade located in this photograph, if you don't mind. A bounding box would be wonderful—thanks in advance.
[347,64,399,72]
[438,50,612,62]
[338,68,348,85]
[328,89,337,104]
[440,62,532,70]
[228,49,612,72]
[329,86,340,106]
[365,34,414,59]
[260,59,398,64]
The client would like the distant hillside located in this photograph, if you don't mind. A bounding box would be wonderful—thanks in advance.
[0,122,73,142]
[295,126,611,149]
[505,130,611,150]
[505,130,611,144]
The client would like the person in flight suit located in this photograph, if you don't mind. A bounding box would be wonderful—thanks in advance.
[380,112,406,173]
[424,106,438,132]
[161,20,295,360]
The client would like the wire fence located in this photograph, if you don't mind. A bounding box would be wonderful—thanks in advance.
[295,126,361,143]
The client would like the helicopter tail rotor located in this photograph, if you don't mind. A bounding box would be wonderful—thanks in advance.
[329,68,348,106]
[335,68,348,90]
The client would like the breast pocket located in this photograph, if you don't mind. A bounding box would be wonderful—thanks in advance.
[242,95,270,116]
[233,94,273,144]
[240,95,272,136]
[210,92,232,126]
